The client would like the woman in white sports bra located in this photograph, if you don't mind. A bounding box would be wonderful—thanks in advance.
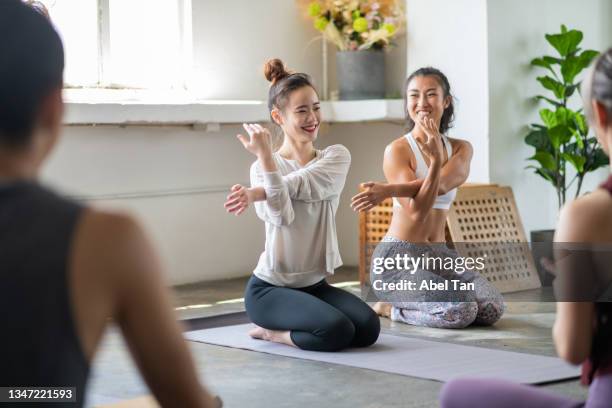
[352,67,505,328]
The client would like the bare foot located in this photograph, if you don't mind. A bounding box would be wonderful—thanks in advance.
[372,302,392,318]
[248,325,295,347]
[248,325,272,340]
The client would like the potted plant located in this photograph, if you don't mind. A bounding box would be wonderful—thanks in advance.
[525,25,606,284]
[301,0,405,100]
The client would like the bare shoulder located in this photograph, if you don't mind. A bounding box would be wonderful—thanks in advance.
[447,137,473,155]
[384,136,412,164]
[557,190,612,242]
[78,208,143,243]
[75,208,149,275]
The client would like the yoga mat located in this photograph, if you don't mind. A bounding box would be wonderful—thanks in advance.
[185,324,580,384]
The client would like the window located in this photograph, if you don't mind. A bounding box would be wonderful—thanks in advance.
[38,0,192,90]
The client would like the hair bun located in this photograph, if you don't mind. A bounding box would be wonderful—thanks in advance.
[264,58,291,85]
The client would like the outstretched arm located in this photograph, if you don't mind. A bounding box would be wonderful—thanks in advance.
[350,179,423,212]
[282,145,351,202]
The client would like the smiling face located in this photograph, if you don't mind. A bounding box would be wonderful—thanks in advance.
[272,86,321,143]
[406,75,450,130]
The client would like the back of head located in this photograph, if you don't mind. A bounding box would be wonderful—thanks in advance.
[585,48,612,120]
[0,0,64,148]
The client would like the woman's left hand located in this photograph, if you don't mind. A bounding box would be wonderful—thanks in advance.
[351,182,390,212]
[416,116,444,164]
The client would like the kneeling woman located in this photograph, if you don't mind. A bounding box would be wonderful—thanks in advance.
[352,67,504,329]
[224,59,380,351]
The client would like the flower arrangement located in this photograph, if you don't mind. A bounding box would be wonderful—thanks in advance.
[299,0,405,51]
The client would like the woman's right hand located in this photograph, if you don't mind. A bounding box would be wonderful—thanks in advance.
[237,123,273,159]
[350,182,391,212]
[224,184,253,216]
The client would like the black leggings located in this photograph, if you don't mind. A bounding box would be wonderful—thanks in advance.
[244,275,380,352]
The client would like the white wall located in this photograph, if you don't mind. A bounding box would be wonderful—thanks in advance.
[191,0,406,99]
[487,0,612,234]
[43,122,403,285]
[405,0,490,183]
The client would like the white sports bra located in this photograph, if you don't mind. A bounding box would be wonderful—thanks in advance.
[392,132,457,210]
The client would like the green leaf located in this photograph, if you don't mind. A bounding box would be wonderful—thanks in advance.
[539,108,557,127]
[548,125,573,149]
[529,151,557,171]
[574,112,588,135]
[525,128,551,151]
[555,107,573,126]
[531,57,561,77]
[546,29,583,57]
[535,95,563,108]
[566,140,610,173]
[565,84,578,98]
[560,52,596,87]
[526,165,556,184]
[585,147,610,171]
[561,55,582,84]
[537,76,565,99]
[579,50,600,68]
[561,153,586,172]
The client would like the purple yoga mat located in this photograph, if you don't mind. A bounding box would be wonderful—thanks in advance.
[185,324,580,384]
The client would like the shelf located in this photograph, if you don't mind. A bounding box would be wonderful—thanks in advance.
[63,90,404,125]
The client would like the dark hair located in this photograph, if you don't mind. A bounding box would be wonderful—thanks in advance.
[264,59,317,121]
[0,0,64,147]
[24,0,50,18]
[589,48,612,117]
[403,67,455,134]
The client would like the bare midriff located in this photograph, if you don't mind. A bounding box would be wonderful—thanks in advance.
[387,205,448,243]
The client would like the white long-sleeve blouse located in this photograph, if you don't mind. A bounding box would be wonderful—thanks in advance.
[250,144,351,288]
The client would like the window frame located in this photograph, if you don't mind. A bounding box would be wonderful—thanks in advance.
[61,0,193,90]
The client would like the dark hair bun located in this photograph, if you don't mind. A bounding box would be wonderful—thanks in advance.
[264,59,291,85]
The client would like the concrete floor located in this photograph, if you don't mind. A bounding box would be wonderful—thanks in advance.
[85,267,588,407]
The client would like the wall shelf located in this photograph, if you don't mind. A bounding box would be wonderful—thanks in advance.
[63,90,404,125]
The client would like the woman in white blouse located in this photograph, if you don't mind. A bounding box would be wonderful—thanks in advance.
[224,59,380,351]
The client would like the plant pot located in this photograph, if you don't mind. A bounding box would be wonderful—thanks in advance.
[336,50,385,100]
[530,229,555,286]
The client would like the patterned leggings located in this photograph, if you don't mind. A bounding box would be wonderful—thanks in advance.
[371,237,505,329]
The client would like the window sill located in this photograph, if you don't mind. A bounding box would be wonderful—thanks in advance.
[63,89,404,125]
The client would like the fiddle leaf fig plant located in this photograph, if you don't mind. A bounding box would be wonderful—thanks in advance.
[525,25,608,209]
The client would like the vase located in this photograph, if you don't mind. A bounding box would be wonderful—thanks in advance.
[336,50,385,100]
[530,229,555,286]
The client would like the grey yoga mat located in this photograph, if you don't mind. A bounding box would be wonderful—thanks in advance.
[185,323,580,384]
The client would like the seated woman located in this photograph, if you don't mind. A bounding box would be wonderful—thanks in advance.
[0,2,218,407]
[351,67,504,329]
[224,59,380,352]
[439,48,612,408]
